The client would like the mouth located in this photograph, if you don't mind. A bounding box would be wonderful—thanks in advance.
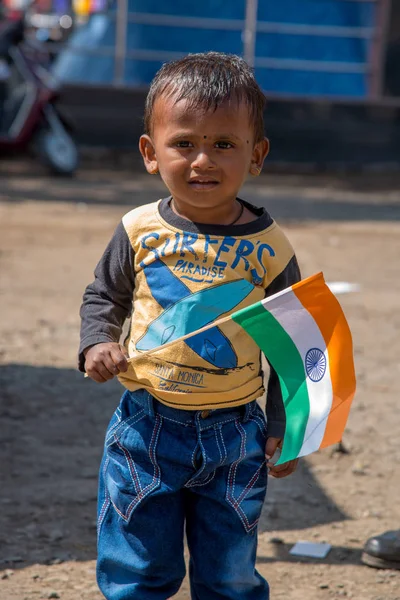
[188,178,220,191]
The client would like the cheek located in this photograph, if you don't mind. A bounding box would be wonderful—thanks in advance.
[159,150,189,173]
[220,153,251,175]
[159,159,189,188]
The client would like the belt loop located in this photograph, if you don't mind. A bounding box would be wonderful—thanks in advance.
[243,401,252,423]
[146,391,155,417]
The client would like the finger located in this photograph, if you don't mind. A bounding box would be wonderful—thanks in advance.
[275,460,298,474]
[267,459,295,472]
[267,457,298,469]
[90,356,116,380]
[97,350,122,376]
[85,367,108,383]
[265,437,281,460]
[268,465,292,478]
[267,462,285,474]
[268,459,298,478]
[111,347,129,373]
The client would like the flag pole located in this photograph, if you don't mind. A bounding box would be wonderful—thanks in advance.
[127,273,321,364]
[127,312,235,364]
[126,274,354,364]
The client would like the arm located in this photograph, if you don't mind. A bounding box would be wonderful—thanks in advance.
[264,255,301,476]
[79,221,135,379]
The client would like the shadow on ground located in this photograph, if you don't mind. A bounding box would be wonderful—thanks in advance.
[257,542,362,566]
[1,363,347,572]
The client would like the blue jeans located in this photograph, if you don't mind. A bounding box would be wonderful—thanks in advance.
[97,389,269,600]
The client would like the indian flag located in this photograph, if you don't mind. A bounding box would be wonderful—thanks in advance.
[127,271,356,465]
[231,272,356,464]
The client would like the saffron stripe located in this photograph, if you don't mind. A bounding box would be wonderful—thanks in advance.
[292,273,356,448]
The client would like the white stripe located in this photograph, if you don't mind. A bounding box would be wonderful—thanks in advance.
[261,290,333,457]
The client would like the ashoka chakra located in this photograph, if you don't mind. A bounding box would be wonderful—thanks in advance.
[305,348,326,382]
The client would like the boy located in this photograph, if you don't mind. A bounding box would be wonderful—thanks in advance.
[79,52,301,600]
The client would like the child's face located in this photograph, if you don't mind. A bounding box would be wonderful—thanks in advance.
[140,95,269,215]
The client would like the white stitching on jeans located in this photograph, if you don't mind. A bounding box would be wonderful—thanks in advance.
[226,419,257,532]
[106,410,144,444]
[216,425,228,466]
[115,437,142,494]
[98,456,110,534]
[125,414,162,520]
[233,420,246,497]
[185,418,208,487]
[113,414,163,522]
[236,461,265,506]
[105,409,145,446]
[191,443,198,470]
[252,405,267,427]
[186,470,216,487]
[218,426,228,465]
[225,418,266,533]
[105,415,122,439]
[97,499,111,539]
[201,416,237,431]
[215,427,223,464]
[248,413,268,438]
[160,414,192,427]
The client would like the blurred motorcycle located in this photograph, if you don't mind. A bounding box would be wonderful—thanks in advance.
[0,18,79,175]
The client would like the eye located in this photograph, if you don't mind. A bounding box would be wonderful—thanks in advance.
[215,141,234,149]
[175,141,193,148]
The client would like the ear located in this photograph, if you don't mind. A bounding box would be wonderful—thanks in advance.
[249,137,270,176]
[139,134,158,174]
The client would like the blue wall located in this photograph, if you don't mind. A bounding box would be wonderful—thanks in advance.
[54,0,376,98]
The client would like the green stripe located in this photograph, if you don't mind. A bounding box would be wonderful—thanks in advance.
[232,302,310,464]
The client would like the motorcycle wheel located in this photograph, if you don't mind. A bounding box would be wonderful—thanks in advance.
[35,124,79,175]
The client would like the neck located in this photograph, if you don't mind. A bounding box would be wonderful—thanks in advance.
[170,197,241,226]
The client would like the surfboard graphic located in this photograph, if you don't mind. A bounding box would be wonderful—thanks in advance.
[138,260,254,368]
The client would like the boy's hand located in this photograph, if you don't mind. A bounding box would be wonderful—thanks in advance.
[84,342,129,383]
[265,436,298,478]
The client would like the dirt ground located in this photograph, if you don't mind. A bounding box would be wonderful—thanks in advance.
[1,158,400,600]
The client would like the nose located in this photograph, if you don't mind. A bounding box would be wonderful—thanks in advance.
[191,150,216,171]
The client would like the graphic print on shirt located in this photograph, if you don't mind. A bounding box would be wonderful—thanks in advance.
[136,259,254,369]
[114,202,298,406]
[139,231,276,286]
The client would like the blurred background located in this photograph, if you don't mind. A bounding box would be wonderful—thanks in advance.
[0,0,399,167]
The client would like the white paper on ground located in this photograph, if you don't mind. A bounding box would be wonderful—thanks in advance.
[327,282,361,295]
[289,541,331,558]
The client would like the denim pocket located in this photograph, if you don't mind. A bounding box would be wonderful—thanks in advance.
[105,404,146,448]
[105,412,162,522]
[247,403,269,439]
[226,415,268,533]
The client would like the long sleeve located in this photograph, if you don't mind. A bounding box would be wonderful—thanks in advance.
[264,255,301,438]
[78,221,135,372]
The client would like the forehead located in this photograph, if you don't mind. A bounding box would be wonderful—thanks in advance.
[151,94,253,138]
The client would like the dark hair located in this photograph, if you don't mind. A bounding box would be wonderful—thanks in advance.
[144,52,266,142]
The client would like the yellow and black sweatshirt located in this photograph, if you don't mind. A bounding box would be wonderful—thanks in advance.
[79,197,300,438]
